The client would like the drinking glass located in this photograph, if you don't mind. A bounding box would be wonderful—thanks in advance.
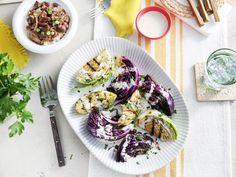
[203,48,236,90]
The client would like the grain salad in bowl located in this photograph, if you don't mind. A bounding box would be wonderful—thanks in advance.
[26,1,70,45]
[13,0,78,54]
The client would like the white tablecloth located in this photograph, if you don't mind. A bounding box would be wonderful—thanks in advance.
[0,1,232,177]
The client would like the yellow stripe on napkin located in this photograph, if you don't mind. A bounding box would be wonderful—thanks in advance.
[170,16,176,82]
[180,20,184,177]
[155,36,166,69]
[0,20,29,69]
[136,0,185,176]
[154,167,166,177]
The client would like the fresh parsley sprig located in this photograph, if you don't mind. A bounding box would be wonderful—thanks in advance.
[0,53,39,137]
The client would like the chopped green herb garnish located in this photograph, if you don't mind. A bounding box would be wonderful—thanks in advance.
[54,20,60,25]
[126,102,133,109]
[97,98,103,102]
[136,162,140,165]
[46,31,51,36]
[130,75,134,80]
[36,28,41,33]
[52,20,60,26]
[47,8,52,15]
[69,154,73,160]
[104,144,108,150]
[109,108,116,112]
[136,134,142,141]
[114,145,119,150]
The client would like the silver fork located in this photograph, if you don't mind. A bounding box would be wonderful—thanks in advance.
[39,76,65,167]
[88,0,111,19]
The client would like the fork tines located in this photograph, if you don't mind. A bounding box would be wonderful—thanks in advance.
[39,76,57,105]
[88,4,105,19]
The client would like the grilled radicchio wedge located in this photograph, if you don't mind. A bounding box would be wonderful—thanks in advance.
[87,110,133,141]
[136,110,178,141]
[139,75,174,116]
[116,131,160,162]
[107,56,139,104]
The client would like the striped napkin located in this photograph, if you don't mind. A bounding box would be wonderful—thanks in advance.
[89,0,232,177]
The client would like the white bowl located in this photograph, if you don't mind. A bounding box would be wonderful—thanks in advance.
[12,0,78,54]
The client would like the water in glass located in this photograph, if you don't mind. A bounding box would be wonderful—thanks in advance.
[204,48,236,90]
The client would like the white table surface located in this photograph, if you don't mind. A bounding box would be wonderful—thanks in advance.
[0,1,235,177]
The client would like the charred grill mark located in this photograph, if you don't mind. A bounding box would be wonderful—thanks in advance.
[78,100,87,113]
[93,58,100,65]
[159,123,163,139]
[151,119,155,135]
[88,59,100,70]
[82,104,87,113]
[104,92,108,102]
[86,63,96,71]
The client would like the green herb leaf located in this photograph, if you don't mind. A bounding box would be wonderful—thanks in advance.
[0,53,39,137]
[0,96,16,122]
[0,53,17,75]
[8,121,25,137]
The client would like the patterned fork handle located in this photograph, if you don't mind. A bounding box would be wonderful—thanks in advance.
[49,107,65,167]
[39,76,65,167]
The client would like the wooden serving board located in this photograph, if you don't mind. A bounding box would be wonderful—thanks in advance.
[195,63,236,101]
[154,0,232,36]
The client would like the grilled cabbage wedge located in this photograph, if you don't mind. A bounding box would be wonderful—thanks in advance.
[136,110,178,141]
[76,49,115,87]
[75,91,117,114]
[118,90,141,125]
